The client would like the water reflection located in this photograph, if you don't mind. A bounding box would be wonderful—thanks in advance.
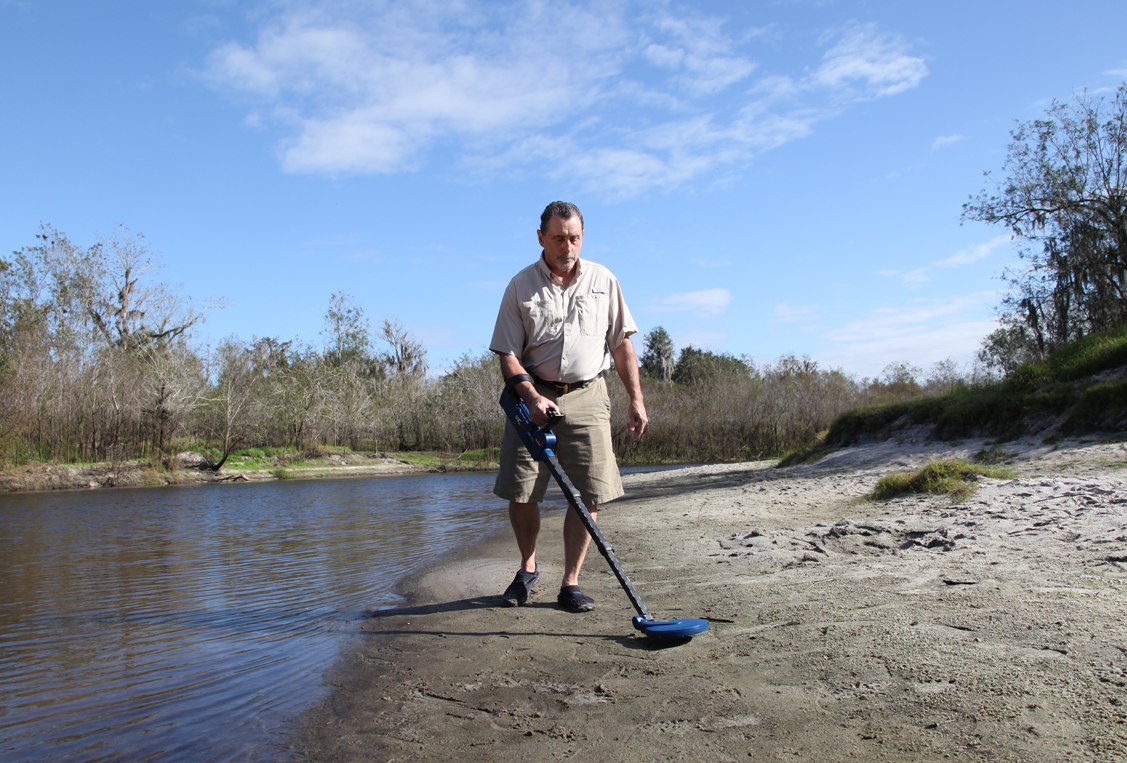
[0,472,510,762]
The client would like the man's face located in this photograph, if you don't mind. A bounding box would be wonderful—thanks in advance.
[537,215,583,276]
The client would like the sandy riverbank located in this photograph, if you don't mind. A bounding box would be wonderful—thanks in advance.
[289,434,1127,762]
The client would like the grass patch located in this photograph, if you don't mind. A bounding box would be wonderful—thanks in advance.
[272,468,291,480]
[386,451,445,466]
[452,448,492,464]
[776,445,834,468]
[826,325,1127,445]
[868,458,1017,503]
[974,445,1014,465]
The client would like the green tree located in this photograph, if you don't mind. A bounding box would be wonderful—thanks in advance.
[321,291,372,368]
[639,326,675,382]
[671,346,749,386]
[964,83,1127,354]
[976,316,1042,378]
[923,358,969,395]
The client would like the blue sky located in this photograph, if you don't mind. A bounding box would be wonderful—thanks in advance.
[3,1,1125,379]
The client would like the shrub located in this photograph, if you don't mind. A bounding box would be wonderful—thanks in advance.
[869,459,1016,503]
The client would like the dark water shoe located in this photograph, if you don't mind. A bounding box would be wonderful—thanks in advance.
[557,585,596,613]
[501,568,539,606]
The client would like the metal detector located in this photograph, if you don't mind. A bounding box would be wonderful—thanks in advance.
[499,387,709,640]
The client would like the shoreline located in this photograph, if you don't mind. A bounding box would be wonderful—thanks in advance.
[287,433,1127,762]
[0,455,494,494]
[0,456,692,495]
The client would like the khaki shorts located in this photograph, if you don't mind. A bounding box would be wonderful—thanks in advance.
[493,375,624,507]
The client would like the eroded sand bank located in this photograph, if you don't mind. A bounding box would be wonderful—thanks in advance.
[291,436,1127,762]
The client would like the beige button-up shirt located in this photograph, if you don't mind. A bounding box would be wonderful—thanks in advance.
[490,255,637,384]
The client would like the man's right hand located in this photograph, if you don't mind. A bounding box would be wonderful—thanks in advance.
[499,354,560,427]
[526,393,561,427]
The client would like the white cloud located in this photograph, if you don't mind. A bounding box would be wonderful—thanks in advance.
[935,234,1013,267]
[886,162,924,178]
[771,301,819,323]
[931,134,965,151]
[654,288,733,315]
[811,23,928,98]
[204,3,928,195]
[283,115,419,173]
[826,294,991,342]
[673,329,730,351]
[878,235,1015,287]
[901,268,931,286]
[643,10,759,95]
[815,293,999,377]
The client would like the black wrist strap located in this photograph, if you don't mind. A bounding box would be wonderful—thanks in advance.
[504,373,535,394]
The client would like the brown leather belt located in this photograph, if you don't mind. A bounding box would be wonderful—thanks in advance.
[532,373,600,395]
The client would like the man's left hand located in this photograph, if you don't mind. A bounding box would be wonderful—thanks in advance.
[627,399,648,441]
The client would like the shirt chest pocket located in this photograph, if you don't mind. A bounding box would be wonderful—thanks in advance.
[520,299,563,343]
[576,294,608,337]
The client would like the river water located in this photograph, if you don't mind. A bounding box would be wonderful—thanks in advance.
[0,471,515,762]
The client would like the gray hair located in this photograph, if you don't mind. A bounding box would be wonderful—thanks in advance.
[539,201,584,232]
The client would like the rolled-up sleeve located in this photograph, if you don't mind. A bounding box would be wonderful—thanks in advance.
[605,277,637,352]
[490,280,526,358]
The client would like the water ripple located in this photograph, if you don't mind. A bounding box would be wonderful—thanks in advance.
[0,471,508,761]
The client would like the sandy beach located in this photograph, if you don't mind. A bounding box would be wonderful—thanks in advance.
[290,434,1127,762]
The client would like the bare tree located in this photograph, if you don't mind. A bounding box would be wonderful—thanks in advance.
[136,341,207,460]
[265,346,330,450]
[86,226,223,351]
[200,337,275,471]
[380,319,427,380]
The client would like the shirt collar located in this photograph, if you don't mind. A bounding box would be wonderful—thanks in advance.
[538,251,582,285]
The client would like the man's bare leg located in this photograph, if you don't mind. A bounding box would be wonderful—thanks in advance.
[509,501,540,573]
[562,504,597,587]
[502,501,542,606]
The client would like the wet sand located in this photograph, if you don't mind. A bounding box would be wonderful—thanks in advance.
[290,435,1127,762]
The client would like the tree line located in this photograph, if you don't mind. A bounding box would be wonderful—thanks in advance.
[0,226,974,470]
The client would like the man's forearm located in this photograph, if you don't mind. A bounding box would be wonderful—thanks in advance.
[611,336,648,439]
[611,336,643,401]
[497,352,559,425]
[498,353,536,402]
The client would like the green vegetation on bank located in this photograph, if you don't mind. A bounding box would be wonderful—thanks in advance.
[867,459,1017,503]
[825,325,1127,446]
[209,445,496,473]
[775,445,836,469]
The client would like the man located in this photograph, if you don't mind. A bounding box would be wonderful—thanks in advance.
[490,201,648,613]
